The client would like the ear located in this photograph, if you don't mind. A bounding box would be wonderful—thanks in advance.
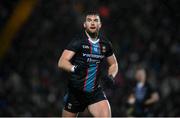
[99,22,102,29]
[83,22,86,28]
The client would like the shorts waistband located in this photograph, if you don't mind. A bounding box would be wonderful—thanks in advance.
[68,87,102,95]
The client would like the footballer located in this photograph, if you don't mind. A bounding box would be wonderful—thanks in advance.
[58,11,118,117]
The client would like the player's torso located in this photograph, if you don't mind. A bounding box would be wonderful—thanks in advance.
[135,83,151,102]
[70,35,109,92]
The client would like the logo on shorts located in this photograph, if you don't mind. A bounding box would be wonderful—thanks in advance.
[67,103,72,109]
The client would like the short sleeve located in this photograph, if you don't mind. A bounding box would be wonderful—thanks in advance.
[148,84,156,94]
[105,41,113,57]
[66,38,81,52]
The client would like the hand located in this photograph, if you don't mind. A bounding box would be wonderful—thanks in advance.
[73,63,88,73]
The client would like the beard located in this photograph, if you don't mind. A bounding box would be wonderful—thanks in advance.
[86,29,99,38]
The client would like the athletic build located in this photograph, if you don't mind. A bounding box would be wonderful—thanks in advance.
[58,11,118,117]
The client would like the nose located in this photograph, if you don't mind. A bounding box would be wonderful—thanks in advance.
[91,22,95,26]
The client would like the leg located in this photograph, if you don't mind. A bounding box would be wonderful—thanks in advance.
[62,109,78,117]
[62,89,87,117]
[88,100,111,117]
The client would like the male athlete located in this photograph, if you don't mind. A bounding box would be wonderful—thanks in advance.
[127,67,159,116]
[58,11,118,117]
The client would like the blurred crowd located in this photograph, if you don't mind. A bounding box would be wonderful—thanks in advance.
[0,0,179,116]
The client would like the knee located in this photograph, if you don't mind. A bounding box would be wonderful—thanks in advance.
[100,109,111,117]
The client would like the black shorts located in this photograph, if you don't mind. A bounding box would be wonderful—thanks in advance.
[63,87,107,113]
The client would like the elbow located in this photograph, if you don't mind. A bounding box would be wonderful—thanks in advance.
[153,93,160,102]
[58,58,63,69]
[116,62,118,72]
[111,62,118,77]
[155,94,160,102]
[115,62,118,75]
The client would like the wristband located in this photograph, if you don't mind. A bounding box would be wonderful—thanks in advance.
[71,65,75,72]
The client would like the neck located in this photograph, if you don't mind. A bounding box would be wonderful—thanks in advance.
[140,79,146,84]
[85,30,98,40]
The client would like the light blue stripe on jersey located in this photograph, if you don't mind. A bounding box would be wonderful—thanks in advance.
[85,42,100,92]
[85,64,97,92]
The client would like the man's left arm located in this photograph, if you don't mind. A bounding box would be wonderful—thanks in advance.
[144,92,159,105]
[107,54,118,79]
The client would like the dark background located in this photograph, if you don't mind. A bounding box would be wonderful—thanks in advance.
[0,0,179,116]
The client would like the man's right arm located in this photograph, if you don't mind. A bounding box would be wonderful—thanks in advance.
[58,49,75,72]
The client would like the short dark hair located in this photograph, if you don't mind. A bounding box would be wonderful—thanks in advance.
[83,10,100,21]
[135,65,149,79]
[84,10,99,16]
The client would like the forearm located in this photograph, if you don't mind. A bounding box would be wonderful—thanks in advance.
[108,63,118,78]
[145,98,156,105]
[58,58,74,72]
[144,93,159,105]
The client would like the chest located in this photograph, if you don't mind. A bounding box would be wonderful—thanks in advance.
[79,41,107,64]
[135,85,149,101]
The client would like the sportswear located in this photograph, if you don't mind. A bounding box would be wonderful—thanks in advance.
[66,31,113,92]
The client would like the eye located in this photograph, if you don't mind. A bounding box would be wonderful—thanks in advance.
[87,18,92,22]
[94,19,98,22]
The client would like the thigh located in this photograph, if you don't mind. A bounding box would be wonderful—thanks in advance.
[62,109,78,117]
[63,91,86,114]
[88,100,111,117]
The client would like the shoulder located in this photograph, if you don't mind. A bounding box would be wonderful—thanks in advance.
[99,34,109,42]
[66,34,84,51]
[145,82,152,88]
[71,34,82,42]
[99,35,112,46]
[71,32,88,43]
[69,34,84,46]
[145,82,156,92]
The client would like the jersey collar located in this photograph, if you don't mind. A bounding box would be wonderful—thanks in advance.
[88,38,99,44]
[85,31,100,44]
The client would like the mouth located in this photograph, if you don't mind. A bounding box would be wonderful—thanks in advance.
[90,27,96,29]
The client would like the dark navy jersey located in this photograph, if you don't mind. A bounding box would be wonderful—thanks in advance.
[134,82,156,116]
[65,32,113,92]
[135,82,155,103]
